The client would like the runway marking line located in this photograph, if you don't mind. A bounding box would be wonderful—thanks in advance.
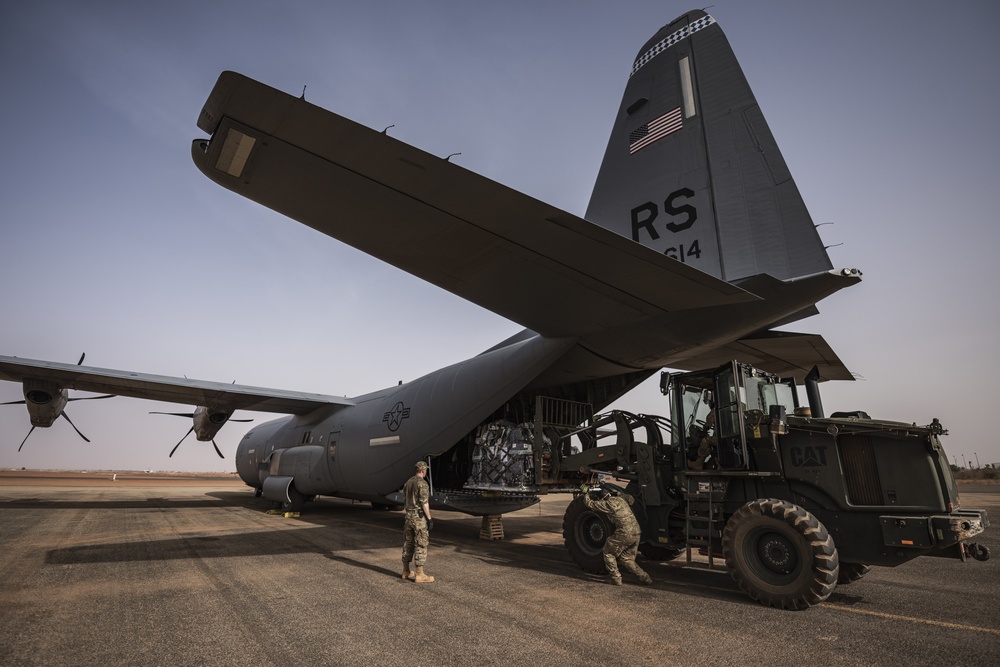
[820,603,1000,635]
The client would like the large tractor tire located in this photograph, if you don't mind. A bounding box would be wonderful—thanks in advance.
[562,496,612,574]
[837,562,872,584]
[723,498,839,610]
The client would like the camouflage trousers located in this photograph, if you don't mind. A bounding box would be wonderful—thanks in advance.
[603,530,647,581]
[402,513,430,567]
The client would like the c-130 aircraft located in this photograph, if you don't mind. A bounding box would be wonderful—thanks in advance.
[0,10,861,515]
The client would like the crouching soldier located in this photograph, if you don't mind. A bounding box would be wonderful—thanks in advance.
[582,485,652,586]
[402,461,435,583]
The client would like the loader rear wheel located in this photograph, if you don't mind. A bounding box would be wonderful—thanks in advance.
[723,499,839,610]
[837,562,871,584]
[562,496,612,574]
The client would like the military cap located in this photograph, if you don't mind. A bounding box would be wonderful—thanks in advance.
[415,461,429,471]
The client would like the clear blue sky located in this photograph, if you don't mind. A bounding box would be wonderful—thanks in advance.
[1,1,998,472]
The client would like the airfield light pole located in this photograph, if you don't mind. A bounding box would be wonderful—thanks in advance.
[961,454,968,469]
[974,452,981,469]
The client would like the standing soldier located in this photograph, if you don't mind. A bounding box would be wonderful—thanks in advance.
[402,461,435,583]
[582,485,652,586]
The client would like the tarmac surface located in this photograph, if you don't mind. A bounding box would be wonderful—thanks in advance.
[1,471,997,667]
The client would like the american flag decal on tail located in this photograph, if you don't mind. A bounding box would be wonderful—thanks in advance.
[629,107,682,154]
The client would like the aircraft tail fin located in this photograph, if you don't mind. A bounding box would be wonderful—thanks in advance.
[585,10,832,284]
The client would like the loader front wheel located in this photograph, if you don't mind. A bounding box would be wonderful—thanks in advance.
[562,496,612,574]
[723,499,839,610]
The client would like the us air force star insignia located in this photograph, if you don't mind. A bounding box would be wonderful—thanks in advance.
[383,402,411,431]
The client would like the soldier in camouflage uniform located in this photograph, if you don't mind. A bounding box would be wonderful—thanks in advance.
[401,461,435,583]
[582,486,652,586]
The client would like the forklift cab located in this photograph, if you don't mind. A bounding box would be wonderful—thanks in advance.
[663,361,799,470]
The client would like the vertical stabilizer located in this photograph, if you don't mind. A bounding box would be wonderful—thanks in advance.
[586,10,832,283]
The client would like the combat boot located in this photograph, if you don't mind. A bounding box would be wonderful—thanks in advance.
[636,572,653,585]
[414,565,435,583]
[609,576,622,586]
[402,561,415,580]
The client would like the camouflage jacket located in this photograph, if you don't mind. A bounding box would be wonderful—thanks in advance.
[583,491,640,535]
[404,474,429,513]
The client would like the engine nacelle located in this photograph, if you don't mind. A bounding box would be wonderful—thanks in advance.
[191,406,234,441]
[268,445,329,495]
[22,380,68,427]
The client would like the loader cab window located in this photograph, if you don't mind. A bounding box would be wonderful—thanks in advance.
[670,372,714,451]
[713,365,744,441]
[759,380,797,415]
[713,363,748,469]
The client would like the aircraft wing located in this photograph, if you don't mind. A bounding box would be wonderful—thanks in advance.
[666,332,855,382]
[0,356,354,414]
[192,72,759,339]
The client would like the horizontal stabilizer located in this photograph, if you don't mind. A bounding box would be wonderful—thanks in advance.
[0,356,354,414]
[666,331,854,382]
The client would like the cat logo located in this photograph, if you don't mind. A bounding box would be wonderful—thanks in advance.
[790,445,828,467]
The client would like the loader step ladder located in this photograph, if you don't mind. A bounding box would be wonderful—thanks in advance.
[682,470,785,569]
[684,472,726,569]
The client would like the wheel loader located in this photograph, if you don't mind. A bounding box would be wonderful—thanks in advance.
[559,360,990,609]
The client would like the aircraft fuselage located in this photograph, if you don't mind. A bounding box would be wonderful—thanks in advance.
[235,264,857,514]
[236,334,574,513]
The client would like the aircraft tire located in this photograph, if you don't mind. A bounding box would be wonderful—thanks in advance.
[562,496,612,574]
[723,498,839,610]
[837,562,871,584]
[282,484,306,513]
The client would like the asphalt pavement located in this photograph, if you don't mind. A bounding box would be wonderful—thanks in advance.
[1,477,997,666]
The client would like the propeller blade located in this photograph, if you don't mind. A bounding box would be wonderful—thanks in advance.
[17,426,36,452]
[77,353,86,366]
[67,394,116,402]
[169,427,195,457]
[1,399,27,406]
[229,418,254,423]
[150,412,195,418]
[211,439,224,459]
[59,411,91,443]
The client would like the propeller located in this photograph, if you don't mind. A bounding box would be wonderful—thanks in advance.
[2,353,115,450]
[17,427,35,453]
[149,410,252,459]
[168,425,199,458]
[12,412,97,452]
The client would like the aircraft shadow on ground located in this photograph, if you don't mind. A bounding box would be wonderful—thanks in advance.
[1,497,247,510]
[31,492,575,581]
[228,493,756,605]
[33,490,751,603]
[43,522,381,566]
